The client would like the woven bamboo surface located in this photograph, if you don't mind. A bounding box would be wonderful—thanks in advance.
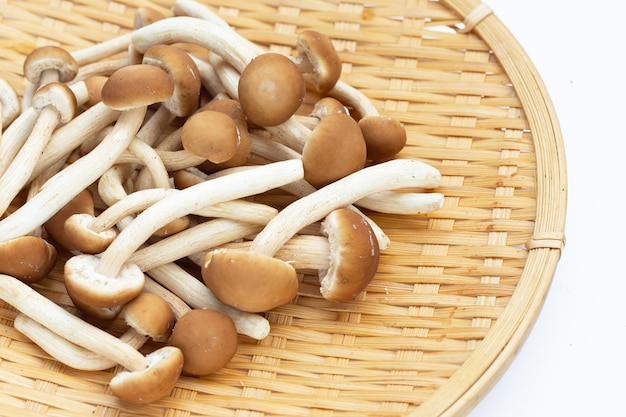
[0,0,567,416]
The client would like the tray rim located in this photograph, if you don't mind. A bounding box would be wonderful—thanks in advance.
[413,1,567,416]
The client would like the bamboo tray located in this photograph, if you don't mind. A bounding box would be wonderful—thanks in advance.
[0,0,567,416]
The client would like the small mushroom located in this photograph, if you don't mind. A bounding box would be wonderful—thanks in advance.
[43,188,95,251]
[318,208,380,301]
[21,45,78,108]
[181,110,240,163]
[122,292,175,343]
[142,44,201,118]
[237,53,306,127]
[0,274,183,404]
[169,308,238,376]
[101,64,174,111]
[330,81,407,162]
[300,113,367,188]
[0,236,57,283]
[291,30,342,94]
[196,97,252,171]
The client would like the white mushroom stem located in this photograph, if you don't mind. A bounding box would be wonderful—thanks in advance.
[94,159,304,278]
[116,148,205,171]
[0,106,146,240]
[249,158,441,257]
[0,107,38,177]
[0,83,76,216]
[126,138,171,190]
[70,32,133,66]
[143,277,192,320]
[14,313,148,371]
[146,262,270,340]
[249,134,442,215]
[131,16,259,73]
[356,191,445,214]
[191,234,332,271]
[329,80,379,118]
[0,81,89,179]
[128,218,263,271]
[0,274,148,372]
[31,102,121,180]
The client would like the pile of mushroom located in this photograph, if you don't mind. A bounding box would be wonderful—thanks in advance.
[0,0,444,404]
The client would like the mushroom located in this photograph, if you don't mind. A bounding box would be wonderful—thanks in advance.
[101,64,174,111]
[291,30,342,94]
[237,52,306,127]
[169,308,238,376]
[195,97,252,171]
[0,274,183,404]
[21,45,78,109]
[181,110,240,163]
[202,158,440,312]
[63,159,303,309]
[43,188,95,251]
[0,82,77,215]
[299,112,367,188]
[0,236,57,283]
[317,208,380,301]
[329,81,407,162]
[121,292,175,343]
[142,44,201,118]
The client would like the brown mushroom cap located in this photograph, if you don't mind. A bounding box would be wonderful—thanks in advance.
[293,30,342,94]
[23,45,78,84]
[108,345,183,404]
[309,96,349,119]
[64,213,117,254]
[142,44,201,117]
[169,308,238,376]
[319,208,380,302]
[201,249,299,313]
[64,254,144,308]
[82,75,108,108]
[133,7,167,29]
[181,110,240,164]
[238,53,305,127]
[44,188,95,251]
[301,113,367,188]
[123,292,174,342]
[0,236,57,283]
[101,64,175,110]
[197,98,252,171]
[358,116,407,162]
[31,81,77,124]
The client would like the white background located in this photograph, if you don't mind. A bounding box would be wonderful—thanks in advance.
[466,1,626,416]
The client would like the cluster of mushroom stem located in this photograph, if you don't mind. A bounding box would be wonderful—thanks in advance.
[0,0,444,405]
